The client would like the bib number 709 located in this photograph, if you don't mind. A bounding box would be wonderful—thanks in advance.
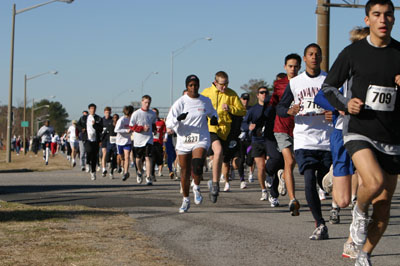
[365,85,397,111]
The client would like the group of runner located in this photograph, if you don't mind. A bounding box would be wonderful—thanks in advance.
[37,1,399,265]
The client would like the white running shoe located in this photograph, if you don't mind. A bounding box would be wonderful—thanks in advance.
[260,190,268,201]
[191,179,195,187]
[224,182,231,192]
[137,172,143,184]
[248,173,255,183]
[265,175,273,188]
[179,198,190,213]
[220,174,225,183]
[146,177,153,186]
[322,165,333,194]
[90,172,96,181]
[240,181,247,189]
[269,195,280,207]
[318,187,327,201]
[86,166,90,173]
[277,169,287,196]
[193,187,203,205]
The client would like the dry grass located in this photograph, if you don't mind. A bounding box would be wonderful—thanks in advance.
[0,201,183,266]
[0,150,71,172]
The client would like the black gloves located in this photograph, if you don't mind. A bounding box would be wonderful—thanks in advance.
[210,116,218,125]
[177,112,188,121]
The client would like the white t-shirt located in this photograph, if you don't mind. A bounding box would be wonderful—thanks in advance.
[129,109,157,147]
[51,134,60,143]
[86,115,96,142]
[290,71,333,151]
[166,94,217,152]
[114,116,132,146]
[67,125,78,142]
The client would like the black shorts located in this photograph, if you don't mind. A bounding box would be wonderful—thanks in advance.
[41,142,51,150]
[152,142,164,165]
[345,140,400,175]
[251,141,267,158]
[133,143,152,159]
[207,133,228,156]
[223,139,241,163]
[101,139,109,149]
[294,149,332,175]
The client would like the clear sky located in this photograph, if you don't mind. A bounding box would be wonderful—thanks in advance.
[0,0,389,120]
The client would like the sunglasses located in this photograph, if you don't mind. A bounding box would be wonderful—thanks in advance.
[258,91,268,95]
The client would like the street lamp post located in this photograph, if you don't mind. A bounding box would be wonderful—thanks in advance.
[141,71,159,96]
[170,37,212,106]
[23,71,57,154]
[6,0,74,162]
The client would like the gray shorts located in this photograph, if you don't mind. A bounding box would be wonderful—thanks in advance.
[274,133,293,152]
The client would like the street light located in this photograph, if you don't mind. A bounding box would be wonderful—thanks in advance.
[31,103,50,137]
[141,71,159,96]
[23,70,58,154]
[6,0,74,162]
[170,37,212,105]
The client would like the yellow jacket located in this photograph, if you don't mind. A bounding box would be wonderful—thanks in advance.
[201,83,246,140]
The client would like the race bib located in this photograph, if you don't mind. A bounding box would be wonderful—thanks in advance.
[109,136,117,144]
[153,132,160,140]
[183,133,199,144]
[365,85,397,111]
[300,97,324,115]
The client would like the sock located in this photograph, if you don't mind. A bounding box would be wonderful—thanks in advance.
[355,204,367,218]
[183,197,190,202]
[332,201,338,209]
[262,189,267,193]
[351,194,357,201]
[194,184,200,190]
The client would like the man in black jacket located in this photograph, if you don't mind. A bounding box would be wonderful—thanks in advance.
[77,103,103,180]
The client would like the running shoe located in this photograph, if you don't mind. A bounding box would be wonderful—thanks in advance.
[72,160,76,168]
[109,170,114,180]
[90,172,96,181]
[208,180,219,203]
[158,169,163,177]
[260,190,268,201]
[45,161,48,165]
[169,171,174,179]
[191,179,195,187]
[318,187,327,201]
[329,207,340,224]
[342,241,358,259]
[268,195,280,207]
[322,165,333,194]
[265,175,273,188]
[86,166,90,173]
[355,251,372,266]
[96,166,101,172]
[224,182,231,192]
[153,175,157,182]
[208,159,213,170]
[146,177,153,186]
[193,187,203,205]
[81,167,85,172]
[220,174,225,183]
[130,162,134,168]
[137,172,143,184]
[277,169,287,196]
[118,167,122,174]
[179,198,190,213]
[309,224,329,240]
[102,169,107,177]
[122,172,130,181]
[240,181,247,189]
[155,165,158,171]
[350,196,357,210]
[289,198,300,216]
[350,206,370,246]
[248,173,255,183]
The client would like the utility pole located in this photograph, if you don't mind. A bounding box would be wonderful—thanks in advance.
[316,0,330,72]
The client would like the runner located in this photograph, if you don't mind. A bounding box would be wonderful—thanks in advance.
[244,86,281,206]
[201,71,246,203]
[79,110,88,172]
[51,133,59,157]
[277,43,333,240]
[270,53,302,215]
[322,1,400,264]
[106,113,119,179]
[129,95,157,185]
[101,107,113,177]
[37,120,54,165]
[115,106,134,181]
[237,93,255,189]
[77,104,103,180]
[67,120,79,167]
[166,74,218,213]
[151,108,166,179]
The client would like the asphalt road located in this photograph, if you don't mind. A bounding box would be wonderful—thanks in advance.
[1,165,399,266]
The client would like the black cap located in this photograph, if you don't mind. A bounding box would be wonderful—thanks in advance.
[185,74,200,88]
[240,93,250,100]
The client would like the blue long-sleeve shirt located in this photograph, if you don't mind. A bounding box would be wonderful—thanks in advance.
[244,100,275,142]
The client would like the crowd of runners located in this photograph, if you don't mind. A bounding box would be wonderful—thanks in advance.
[34,1,400,265]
